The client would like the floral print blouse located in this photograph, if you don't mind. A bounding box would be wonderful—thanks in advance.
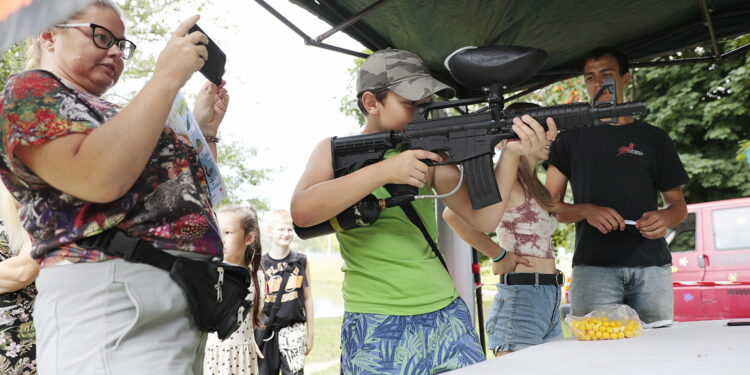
[0,70,222,267]
[0,221,37,375]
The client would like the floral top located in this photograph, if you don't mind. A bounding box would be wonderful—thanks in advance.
[0,221,37,374]
[0,70,222,267]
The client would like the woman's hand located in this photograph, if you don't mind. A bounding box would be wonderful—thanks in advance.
[0,237,39,294]
[153,15,209,89]
[504,115,556,156]
[193,80,229,137]
[491,252,531,275]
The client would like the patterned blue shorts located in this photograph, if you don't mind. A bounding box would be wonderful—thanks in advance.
[340,298,485,374]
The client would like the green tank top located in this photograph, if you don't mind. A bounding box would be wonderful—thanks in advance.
[336,150,458,315]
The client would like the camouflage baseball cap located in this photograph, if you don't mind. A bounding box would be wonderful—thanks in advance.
[357,48,456,101]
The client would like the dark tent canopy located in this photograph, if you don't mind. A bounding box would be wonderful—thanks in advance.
[261,0,750,97]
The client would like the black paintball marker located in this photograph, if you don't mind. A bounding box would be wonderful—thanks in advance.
[295,46,648,239]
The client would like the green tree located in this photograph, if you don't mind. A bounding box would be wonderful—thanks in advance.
[0,0,273,209]
[217,139,272,209]
[521,76,587,106]
[337,52,369,127]
[0,42,25,87]
[635,34,750,203]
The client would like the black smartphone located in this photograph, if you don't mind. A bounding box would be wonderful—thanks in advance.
[727,319,750,326]
[188,24,226,85]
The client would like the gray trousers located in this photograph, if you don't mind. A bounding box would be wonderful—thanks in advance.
[34,258,206,375]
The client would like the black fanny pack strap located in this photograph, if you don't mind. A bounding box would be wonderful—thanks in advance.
[79,228,251,340]
[77,230,176,271]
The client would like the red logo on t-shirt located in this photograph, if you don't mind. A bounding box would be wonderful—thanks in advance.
[617,143,644,156]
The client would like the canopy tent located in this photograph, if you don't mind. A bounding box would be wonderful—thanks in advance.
[0,0,95,53]
[257,0,750,344]
[259,0,750,98]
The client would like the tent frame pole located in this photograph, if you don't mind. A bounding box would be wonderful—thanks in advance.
[254,0,369,58]
[698,0,722,60]
[314,0,394,44]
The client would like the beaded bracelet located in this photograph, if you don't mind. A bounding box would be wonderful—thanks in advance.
[492,249,507,262]
[205,135,220,143]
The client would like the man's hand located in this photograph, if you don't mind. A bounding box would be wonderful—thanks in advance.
[584,204,625,234]
[636,210,669,239]
[491,252,531,275]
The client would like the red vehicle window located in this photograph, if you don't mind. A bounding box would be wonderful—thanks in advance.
[712,206,750,251]
[668,213,696,253]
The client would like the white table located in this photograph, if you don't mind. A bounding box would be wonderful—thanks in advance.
[450,320,750,374]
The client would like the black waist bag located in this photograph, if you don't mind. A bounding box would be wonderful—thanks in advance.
[78,230,251,340]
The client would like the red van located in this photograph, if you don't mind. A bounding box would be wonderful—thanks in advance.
[669,197,750,321]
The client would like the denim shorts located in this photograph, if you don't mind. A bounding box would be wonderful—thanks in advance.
[570,265,673,323]
[340,298,485,374]
[485,282,562,353]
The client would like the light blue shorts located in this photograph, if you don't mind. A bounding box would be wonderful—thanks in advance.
[570,265,673,323]
[485,283,562,353]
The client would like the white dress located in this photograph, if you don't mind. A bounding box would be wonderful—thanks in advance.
[203,273,262,375]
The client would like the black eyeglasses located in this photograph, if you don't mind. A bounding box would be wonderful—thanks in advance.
[55,23,136,60]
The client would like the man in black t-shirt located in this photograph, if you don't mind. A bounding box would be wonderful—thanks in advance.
[546,47,689,323]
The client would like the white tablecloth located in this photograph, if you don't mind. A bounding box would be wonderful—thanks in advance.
[450,320,750,374]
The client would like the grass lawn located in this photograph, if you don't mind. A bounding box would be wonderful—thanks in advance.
[305,316,342,374]
[305,255,344,374]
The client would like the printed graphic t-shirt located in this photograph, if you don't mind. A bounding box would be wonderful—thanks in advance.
[0,70,222,266]
[547,120,690,267]
[260,251,308,327]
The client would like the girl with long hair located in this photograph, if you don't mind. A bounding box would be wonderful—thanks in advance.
[444,103,561,356]
[204,205,264,375]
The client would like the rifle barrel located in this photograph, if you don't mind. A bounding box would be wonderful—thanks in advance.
[524,102,649,131]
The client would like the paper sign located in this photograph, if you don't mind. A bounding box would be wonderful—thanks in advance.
[166,92,227,206]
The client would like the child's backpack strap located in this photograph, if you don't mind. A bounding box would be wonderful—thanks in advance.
[261,263,294,334]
